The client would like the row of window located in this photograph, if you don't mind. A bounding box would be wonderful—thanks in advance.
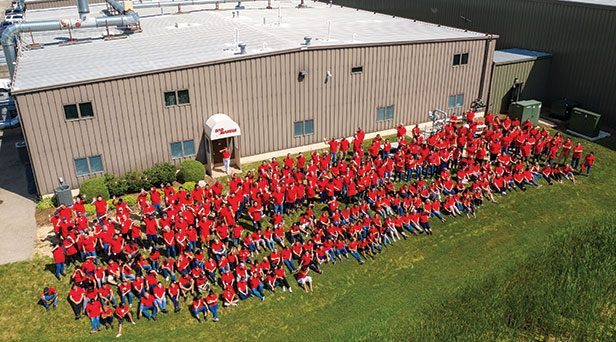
[453,53,469,66]
[294,119,314,137]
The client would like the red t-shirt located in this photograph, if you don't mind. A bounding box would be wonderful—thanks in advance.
[93,200,107,216]
[86,301,102,318]
[222,150,231,159]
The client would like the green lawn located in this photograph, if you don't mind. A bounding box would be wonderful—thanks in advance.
[1,133,616,341]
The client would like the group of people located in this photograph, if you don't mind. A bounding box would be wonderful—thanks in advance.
[44,111,595,336]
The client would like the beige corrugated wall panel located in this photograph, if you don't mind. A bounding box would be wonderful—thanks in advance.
[489,57,552,114]
[26,0,105,10]
[328,0,616,126]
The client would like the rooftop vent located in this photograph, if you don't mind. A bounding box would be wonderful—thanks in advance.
[238,42,246,54]
[304,36,312,46]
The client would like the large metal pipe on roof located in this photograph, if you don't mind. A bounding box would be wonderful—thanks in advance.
[2,13,140,79]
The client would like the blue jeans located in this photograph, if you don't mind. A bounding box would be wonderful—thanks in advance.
[167,245,177,258]
[90,316,101,330]
[140,304,157,318]
[251,284,264,299]
[122,292,133,305]
[42,294,58,308]
[274,204,283,216]
[238,292,251,300]
[223,158,230,173]
[162,269,176,282]
[350,251,363,263]
[55,262,64,279]
[103,294,117,307]
[571,157,580,169]
[208,304,219,320]
[156,297,167,310]
[584,164,591,175]
[329,152,336,167]
[284,259,297,272]
[153,203,162,216]
[194,306,207,319]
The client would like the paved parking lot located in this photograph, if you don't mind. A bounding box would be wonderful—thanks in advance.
[0,129,36,264]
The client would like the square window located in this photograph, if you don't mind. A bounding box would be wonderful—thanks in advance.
[351,66,363,74]
[183,140,195,156]
[177,90,190,105]
[385,106,394,120]
[64,104,79,120]
[456,94,464,107]
[79,102,94,118]
[164,91,177,106]
[377,107,385,122]
[294,121,304,137]
[448,95,456,109]
[74,158,89,176]
[170,142,183,159]
[461,53,469,65]
[88,155,104,173]
[453,54,461,66]
[304,120,314,135]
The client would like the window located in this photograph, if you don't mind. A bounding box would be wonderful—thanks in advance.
[170,140,195,159]
[294,120,314,137]
[448,94,465,108]
[74,155,104,176]
[377,105,394,122]
[453,53,469,66]
[351,66,363,74]
[64,102,94,120]
[165,90,190,106]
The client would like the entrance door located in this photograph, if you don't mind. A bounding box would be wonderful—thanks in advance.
[212,138,228,166]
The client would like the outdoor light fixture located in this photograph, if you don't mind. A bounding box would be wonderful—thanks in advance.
[298,70,307,82]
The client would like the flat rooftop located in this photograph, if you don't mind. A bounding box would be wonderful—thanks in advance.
[12,0,490,93]
[493,49,551,64]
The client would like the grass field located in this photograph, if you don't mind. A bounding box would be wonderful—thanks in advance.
[1,133,615,341]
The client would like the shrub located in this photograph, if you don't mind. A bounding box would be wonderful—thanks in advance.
[105,173,129,198]
[181,182,196,192]
[79,177,110,202]
[177,160,205,183]
[84,204,96,216]
[124,195,138,207]
[144,162,177,187]
[123,171,151,194]
[36,197,55,210]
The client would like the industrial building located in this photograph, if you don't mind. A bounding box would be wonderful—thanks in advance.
[327,0,616,126]
[9,0,496,195]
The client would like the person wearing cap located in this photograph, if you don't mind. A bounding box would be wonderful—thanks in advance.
[40,287,58,312]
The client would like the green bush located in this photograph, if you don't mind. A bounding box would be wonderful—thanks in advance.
[105,173,129,198]
[123,171,151,194]
[36,197,55,210]
[79,177,110,202]
[84,204,96,216]
[123,195,138,207]
[181,182,196,192]
[144,162,177,187]
[177,160,205,183]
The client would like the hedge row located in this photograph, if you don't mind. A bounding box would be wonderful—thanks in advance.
[78,161,205,203]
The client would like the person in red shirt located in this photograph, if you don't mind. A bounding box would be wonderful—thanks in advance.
[68,284,85,319]
[91,196,108,219]
[205,290,219,322]
[85,297,102,333]
[222,286,239,307]
[51,243,65,280]
[114,302,136,338]
[40,287,58,312]
[325,137,339,166]
[571,142,583,169]
[222,147,232,175]
[192,295,208,323]
[339,137,350,160]
[139,292,158,321]
[582,152,596,176]
[296,266,313,293]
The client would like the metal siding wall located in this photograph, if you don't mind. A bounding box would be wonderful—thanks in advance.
[328,0,616,126]
[17,39,491,193]
[489,58,552,114]
[26,0,105,10]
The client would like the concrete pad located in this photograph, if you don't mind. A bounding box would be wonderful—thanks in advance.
[0,129,37,264]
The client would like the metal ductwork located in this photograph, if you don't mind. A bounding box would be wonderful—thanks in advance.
[2,0,140,79]
[77,0,90,20]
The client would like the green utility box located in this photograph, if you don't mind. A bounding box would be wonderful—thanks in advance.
[568,107,601,138]
[508,100,541,126]
[550,99,578,120]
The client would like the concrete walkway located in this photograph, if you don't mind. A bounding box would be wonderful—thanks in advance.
[0,129,36,264]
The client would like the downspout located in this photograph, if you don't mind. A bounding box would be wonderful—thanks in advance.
[2,6,139,79]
